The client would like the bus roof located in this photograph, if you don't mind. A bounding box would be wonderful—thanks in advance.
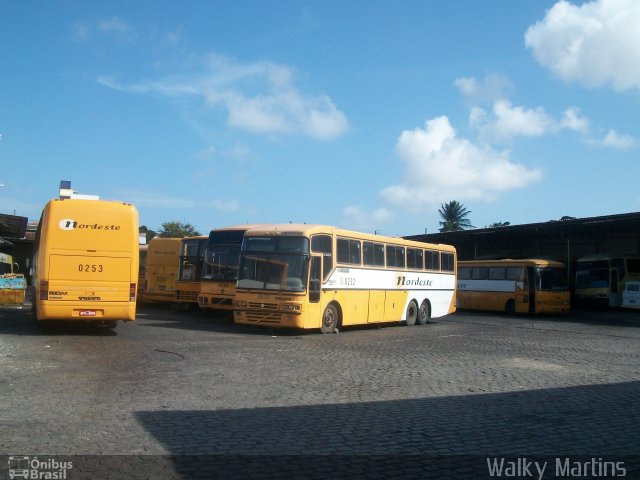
[459,258,566,267]
[577,253,640,261]
[242,224,456,252]
[40,198,138,252]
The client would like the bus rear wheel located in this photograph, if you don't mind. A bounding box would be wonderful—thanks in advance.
[405,300,418,326]
[417,300,430,325]
[321,304,339,334]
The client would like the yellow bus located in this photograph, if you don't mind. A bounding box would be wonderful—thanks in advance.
[31,198,139,327]
[175,235,208,307]
[142,237,181,304]
[198,225,265,312]
[232,224,457,333]
[137,243,148,302]
[457,259,570,314]
[575,253,640,307]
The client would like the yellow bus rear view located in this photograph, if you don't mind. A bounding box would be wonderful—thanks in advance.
[32,199,139,327]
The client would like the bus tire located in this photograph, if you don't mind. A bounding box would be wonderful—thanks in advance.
[417,300,430,325]
[405,300,418,326]
[321,303,339,334]
[505,299,516,315]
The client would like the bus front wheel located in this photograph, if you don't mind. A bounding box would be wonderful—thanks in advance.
[505,299,516,315]
[405,300,418,326]
[417,300,430,325]
[321,304,339,334]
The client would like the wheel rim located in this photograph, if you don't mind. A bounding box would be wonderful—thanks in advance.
[323,306,337,331]
[419,301,429,324]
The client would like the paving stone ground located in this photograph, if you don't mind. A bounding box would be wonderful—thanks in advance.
[1,305,639,479]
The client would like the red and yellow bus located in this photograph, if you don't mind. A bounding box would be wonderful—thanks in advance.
[31,198,139,327]
[457,259,570,314]
[233,224,457,333]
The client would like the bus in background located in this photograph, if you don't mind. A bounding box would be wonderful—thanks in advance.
[233,224,457,333]
[621,281,640,310]
[142,237,181,304]
[31,198,139,327]
[175,235,208,308]
[198,225,265,312]
[137,243,148,302]
[575,254,640,307]
[457,259,570,315]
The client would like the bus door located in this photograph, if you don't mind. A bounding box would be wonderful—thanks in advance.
[610,269,620,307]
[527,267,536,313]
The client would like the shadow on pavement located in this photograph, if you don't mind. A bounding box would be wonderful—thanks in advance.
[133,381,640,478]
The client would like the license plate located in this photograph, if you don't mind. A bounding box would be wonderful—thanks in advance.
[79,310,97,317]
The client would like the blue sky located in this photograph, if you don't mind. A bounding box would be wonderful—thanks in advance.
[1,0,639,236]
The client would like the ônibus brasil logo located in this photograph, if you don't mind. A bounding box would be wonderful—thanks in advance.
[58,218,121,231]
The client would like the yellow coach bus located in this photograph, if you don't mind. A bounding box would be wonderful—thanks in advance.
[457,259,570,314]
[198,225,265,312]
[575,253,640,307]
[233,224,457,333]
[142,237,181,304]
[175,235,207,308]
[32,198,139,327]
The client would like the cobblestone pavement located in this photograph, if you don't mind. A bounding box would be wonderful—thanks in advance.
[1,305,639,479]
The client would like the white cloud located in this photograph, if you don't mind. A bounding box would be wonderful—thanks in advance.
[120,190,240,212]
[98,55,349,141]
[525,0,640,90]
[560,107,590,132]
[471,100,556,142]
[600,129,636,149]
[380,116,542,209]
[340,206,392,232]
[454,74,515,105]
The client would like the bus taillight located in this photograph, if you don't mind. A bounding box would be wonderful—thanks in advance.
[130,283,136,302]
[40,280,49,300]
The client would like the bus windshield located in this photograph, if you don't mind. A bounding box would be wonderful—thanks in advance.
[203,245,241,281]
[576,260,609,289]
[536,267,568,292]
[238,236,309,292]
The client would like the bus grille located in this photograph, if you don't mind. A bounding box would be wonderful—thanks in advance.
[247,302,278,310]
[244,311,282,324]
[176,291,198,301]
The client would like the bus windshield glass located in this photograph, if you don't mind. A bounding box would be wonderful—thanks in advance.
[238,236,309,292]
[536,267,568,292]
[203,245,241,281]
[576,260,609,289]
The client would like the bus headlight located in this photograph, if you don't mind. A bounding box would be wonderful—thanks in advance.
[235,301,247,308]
[281,304,301,312]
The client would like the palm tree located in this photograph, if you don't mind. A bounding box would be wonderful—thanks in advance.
[438,201,475,232]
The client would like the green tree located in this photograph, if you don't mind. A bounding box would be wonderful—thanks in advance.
[139,225,157,243]
[158,221,200,238]
[438,201,475,232]
[489,221,511,228]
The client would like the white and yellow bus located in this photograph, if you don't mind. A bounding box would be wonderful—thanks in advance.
[198,225,265,312]
[457,259,570,314]
[142,237,181,304]
[232,224,457,333]
[31,198,139,327]
[175,235,208,307]
[575,254,640,307]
